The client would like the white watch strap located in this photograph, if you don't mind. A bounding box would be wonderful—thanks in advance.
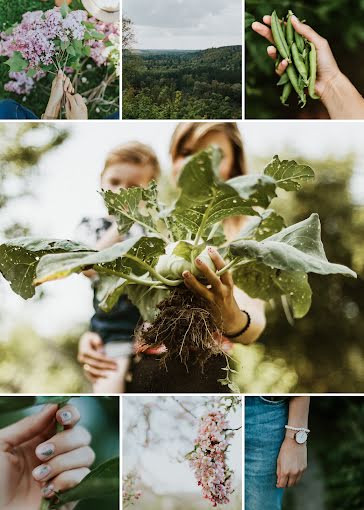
[285,425,310,433]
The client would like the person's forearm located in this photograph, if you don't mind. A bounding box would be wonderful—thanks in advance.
[287,396,310,428]
[43,100,60,120]
[321,72,364,119]
[228,289,266,345]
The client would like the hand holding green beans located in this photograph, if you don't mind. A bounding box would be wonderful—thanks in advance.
[252,11,342,109]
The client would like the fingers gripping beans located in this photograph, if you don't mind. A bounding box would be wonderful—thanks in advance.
[270,9,320,107]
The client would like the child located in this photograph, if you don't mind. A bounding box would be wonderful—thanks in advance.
[77,142,160,393]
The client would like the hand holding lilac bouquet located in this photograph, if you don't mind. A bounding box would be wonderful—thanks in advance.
[0,4,119,118]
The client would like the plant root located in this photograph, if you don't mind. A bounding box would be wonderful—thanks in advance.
[139,286,223,368]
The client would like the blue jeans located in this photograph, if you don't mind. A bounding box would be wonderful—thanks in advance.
[0,99,119,119]
[245,396,289,510]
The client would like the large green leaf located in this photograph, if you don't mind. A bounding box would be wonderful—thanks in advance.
[232,263,312,318]
[0,238,93,299]
[102,181,169,240]
[264,155,315,191]
[126,285,169,322]
[171,147,257,240]
[237,210,285,241]
[34,236,165,285]
[51,457,119,508]
[227,174,277,208]
[230,214,357,277]
[5,51,27,72]
[96,275,128,312]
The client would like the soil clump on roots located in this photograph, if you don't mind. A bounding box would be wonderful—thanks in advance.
[140,286,223,368]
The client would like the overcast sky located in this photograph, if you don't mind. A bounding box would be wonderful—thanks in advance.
[123,0,243,50]
[0,121,363,340]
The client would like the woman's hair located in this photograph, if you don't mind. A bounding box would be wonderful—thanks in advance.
[169,122,247,177]
[102,141,161,178]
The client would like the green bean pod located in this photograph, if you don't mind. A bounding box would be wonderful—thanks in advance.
[271,10,291,62]
[308,42,320,99]
[280,82,292,105]
[294,28,305,53]
[286,10,294,47]
[291,42,308,83]
[286,64,306,106]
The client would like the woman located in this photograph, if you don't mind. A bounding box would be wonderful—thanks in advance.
[0,403,95,510]
[126,122,267,393]
[252,15,364,119]
[245,396,310,510]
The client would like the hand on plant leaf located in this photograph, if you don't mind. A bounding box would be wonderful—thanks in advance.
[0,404,94,510]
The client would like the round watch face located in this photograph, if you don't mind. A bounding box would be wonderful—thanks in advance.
[295,430,308,444]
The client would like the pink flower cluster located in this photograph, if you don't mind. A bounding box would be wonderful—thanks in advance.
[87,18,120,67]
[122,471,142,508]
[0,8,87,68]
[4,70,45,95]
[188,410,233,507]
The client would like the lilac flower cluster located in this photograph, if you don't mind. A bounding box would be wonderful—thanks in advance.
[87,19,120,67]
[4,70,45,96]
[188,410,233,507]
[0,8,87,68]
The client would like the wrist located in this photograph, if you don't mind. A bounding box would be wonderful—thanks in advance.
[320,70,345,104]
[223,307,250,338]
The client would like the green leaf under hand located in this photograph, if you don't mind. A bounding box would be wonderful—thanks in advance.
[50,457,119,508]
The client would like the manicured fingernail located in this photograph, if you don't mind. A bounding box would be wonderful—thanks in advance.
[59,410,72,424]
[182,271,191,278]
[33,464,51,480]
[42,484,54,497]
[196,258,202,265]
[36,443,55,459]
[292,15,298,22]
[207,247,214,254]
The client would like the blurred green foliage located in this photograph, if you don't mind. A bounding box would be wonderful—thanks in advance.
[310,397,364,510]
[245,1,364,118]
[0,0,119,119]
[0,325,88,393]
[0,396,119,510]
[235,155,364,392]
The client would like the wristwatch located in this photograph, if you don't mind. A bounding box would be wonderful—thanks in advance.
[285,425,310,444]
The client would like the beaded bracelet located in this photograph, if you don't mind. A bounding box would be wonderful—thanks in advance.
[223,310,251,339]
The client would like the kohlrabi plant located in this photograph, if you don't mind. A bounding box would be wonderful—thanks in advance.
[0,397,119,510]
[0,147,356,390]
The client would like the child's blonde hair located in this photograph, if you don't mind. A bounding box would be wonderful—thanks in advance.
[102,141,161,178]
[169,122,247,177]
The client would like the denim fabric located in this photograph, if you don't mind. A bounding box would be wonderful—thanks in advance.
[245,396,289,510]
[0,99,39,119]
[0,99,119,119]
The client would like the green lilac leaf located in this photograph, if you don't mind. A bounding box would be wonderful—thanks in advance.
[5,51,28,72]
[0,238,93,299]
[264,155,315,191]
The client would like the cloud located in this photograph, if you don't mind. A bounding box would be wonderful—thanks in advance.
[123,0,242,49]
